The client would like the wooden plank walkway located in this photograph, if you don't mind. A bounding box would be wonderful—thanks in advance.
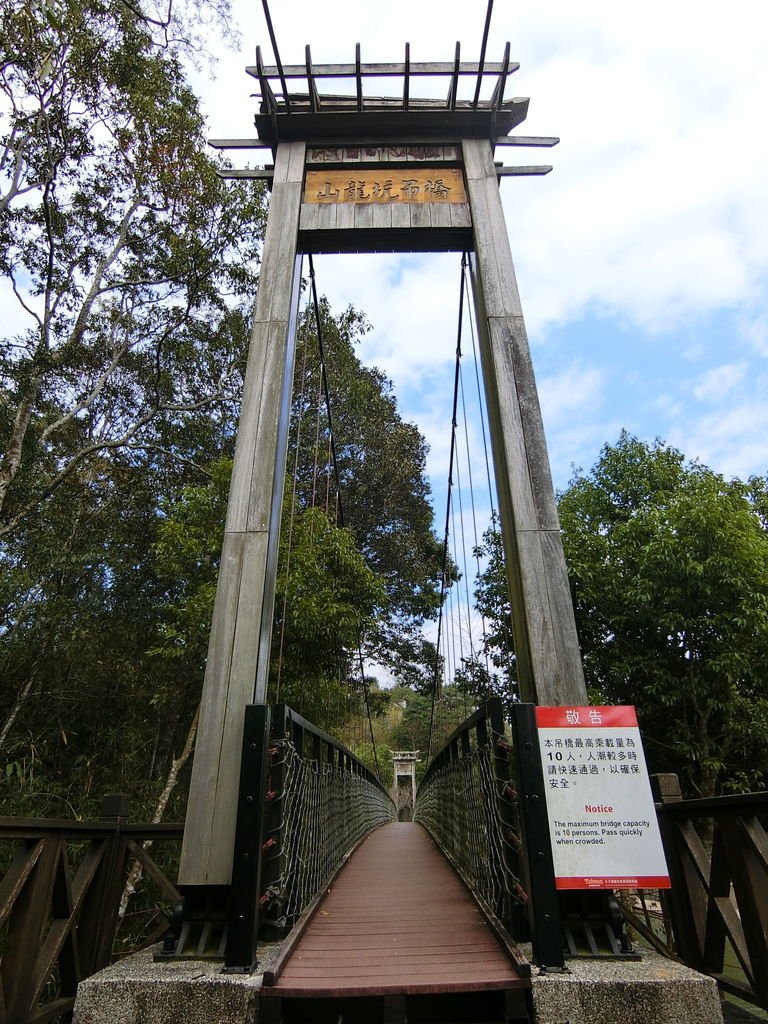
[264,821,529,999]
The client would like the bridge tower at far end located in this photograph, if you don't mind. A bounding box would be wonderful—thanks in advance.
[392,751,420,820]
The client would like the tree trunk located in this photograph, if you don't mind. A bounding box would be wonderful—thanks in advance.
[118,704,200,919]
[0,673,36,752]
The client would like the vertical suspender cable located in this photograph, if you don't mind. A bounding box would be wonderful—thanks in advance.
[307,256,380,778]
[428,254,467,759]
[275,260,309,703]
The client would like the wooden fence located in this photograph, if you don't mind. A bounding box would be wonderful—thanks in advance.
[0,796,183,1024]
[3,775,768,1021]
[643,774,768,1011]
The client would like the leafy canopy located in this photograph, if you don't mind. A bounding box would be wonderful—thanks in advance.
[471,433,768,795]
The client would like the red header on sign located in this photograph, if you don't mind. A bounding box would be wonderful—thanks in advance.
[555,875,671,890]
[535,705,638,729]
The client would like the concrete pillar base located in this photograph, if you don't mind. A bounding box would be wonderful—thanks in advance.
[72,944,281,1024]
[73,944,724,1024]
[530,947,724,1024]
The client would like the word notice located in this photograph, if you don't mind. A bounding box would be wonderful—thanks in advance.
[536,705,670,890]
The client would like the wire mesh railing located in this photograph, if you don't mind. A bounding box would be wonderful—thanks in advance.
[414,698,528,939]
[225,702,395,970]
[261,704,396,929]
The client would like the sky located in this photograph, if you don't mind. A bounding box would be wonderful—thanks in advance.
[193,1,768,678]
[197,0,768,504]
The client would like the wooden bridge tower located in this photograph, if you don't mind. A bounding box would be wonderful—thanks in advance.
[179,44,588,895]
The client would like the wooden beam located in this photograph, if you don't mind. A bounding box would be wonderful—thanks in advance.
[495,136,560,147]
[218,169,274,180]
[496,165,553,177]
[208,138,272,150]
[255,45,277,115]
[355,43,363,112]
[246,60,520,80]
[179,141,306,887]
[490,42,511,110]
[446,42,460,110]
[462,138,587,707]
[305,45,320,112]
[403,43,410,112]
[254,102,529,143]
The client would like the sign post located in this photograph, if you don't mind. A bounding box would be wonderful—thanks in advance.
[535,706,670,891]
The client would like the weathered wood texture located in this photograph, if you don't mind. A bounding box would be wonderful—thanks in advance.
[652,775,768,1010]
[247,60,520,80]
[462,138,586,706]
[264,822,529,998]
[298,200,472,255]
[0,807,183,1024]
[299,202,469,231]
[179,142,306,887]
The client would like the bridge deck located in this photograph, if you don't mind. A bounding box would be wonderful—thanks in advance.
[264,821,529,998]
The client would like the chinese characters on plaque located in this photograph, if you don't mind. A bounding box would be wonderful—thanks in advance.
[535,706,670,891]
[307,145,462,164]
[304,168,466,205]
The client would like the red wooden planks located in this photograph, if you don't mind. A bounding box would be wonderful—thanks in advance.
[267,821,528,998]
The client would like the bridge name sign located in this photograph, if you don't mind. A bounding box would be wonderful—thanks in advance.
[304,167,467,204]
[535,705,670,890]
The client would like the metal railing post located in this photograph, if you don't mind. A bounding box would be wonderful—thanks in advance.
[225,704,272,971]
[509,703,564,970]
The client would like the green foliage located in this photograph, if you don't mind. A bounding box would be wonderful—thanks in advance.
[472,433,768,795]
[273,503,386,728]
[289,300,445,687]
[152,462,389,732]
[0,0,265,819]
[557,433,768,795]
[0,0,266,543]
[0,0,446,820]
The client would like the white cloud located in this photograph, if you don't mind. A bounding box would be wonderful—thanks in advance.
[670,398,768,480]
[195,0,768,488]
[692,363,748,403]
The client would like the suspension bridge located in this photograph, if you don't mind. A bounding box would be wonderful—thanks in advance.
[0,12,752,1024]
[168,25,588,1022]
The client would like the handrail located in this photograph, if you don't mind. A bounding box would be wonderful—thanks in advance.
[0,801,183,1024]
[415,700,565,970]
[415,700,530,942]
[652,773,768,1010]
[225,702,396,972]
[271,702,390,796]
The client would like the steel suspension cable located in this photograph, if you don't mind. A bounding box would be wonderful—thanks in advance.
[428,254,468,759]
[308,255,344,526]
[459,361,493,683]
[275,255,308,703]
[463,263,496,517]
[306,255,380,778]
[462,262,498,685]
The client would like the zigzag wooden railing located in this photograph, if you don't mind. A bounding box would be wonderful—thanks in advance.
[0,797,183,1024]
[648,774,768,1011]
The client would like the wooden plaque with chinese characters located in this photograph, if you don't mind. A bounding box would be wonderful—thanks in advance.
[305,168,466,205]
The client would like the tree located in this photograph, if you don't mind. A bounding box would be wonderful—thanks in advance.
[0,0,266,818]
[0,0,447,816]
[558,434,768,796]
[472,434,768,796]
[0,0,266,545]
[288,299,446,686]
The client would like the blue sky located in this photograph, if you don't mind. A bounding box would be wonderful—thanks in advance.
[199,0,768,501]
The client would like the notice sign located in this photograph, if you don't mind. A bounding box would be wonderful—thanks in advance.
[536,706,670,891]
